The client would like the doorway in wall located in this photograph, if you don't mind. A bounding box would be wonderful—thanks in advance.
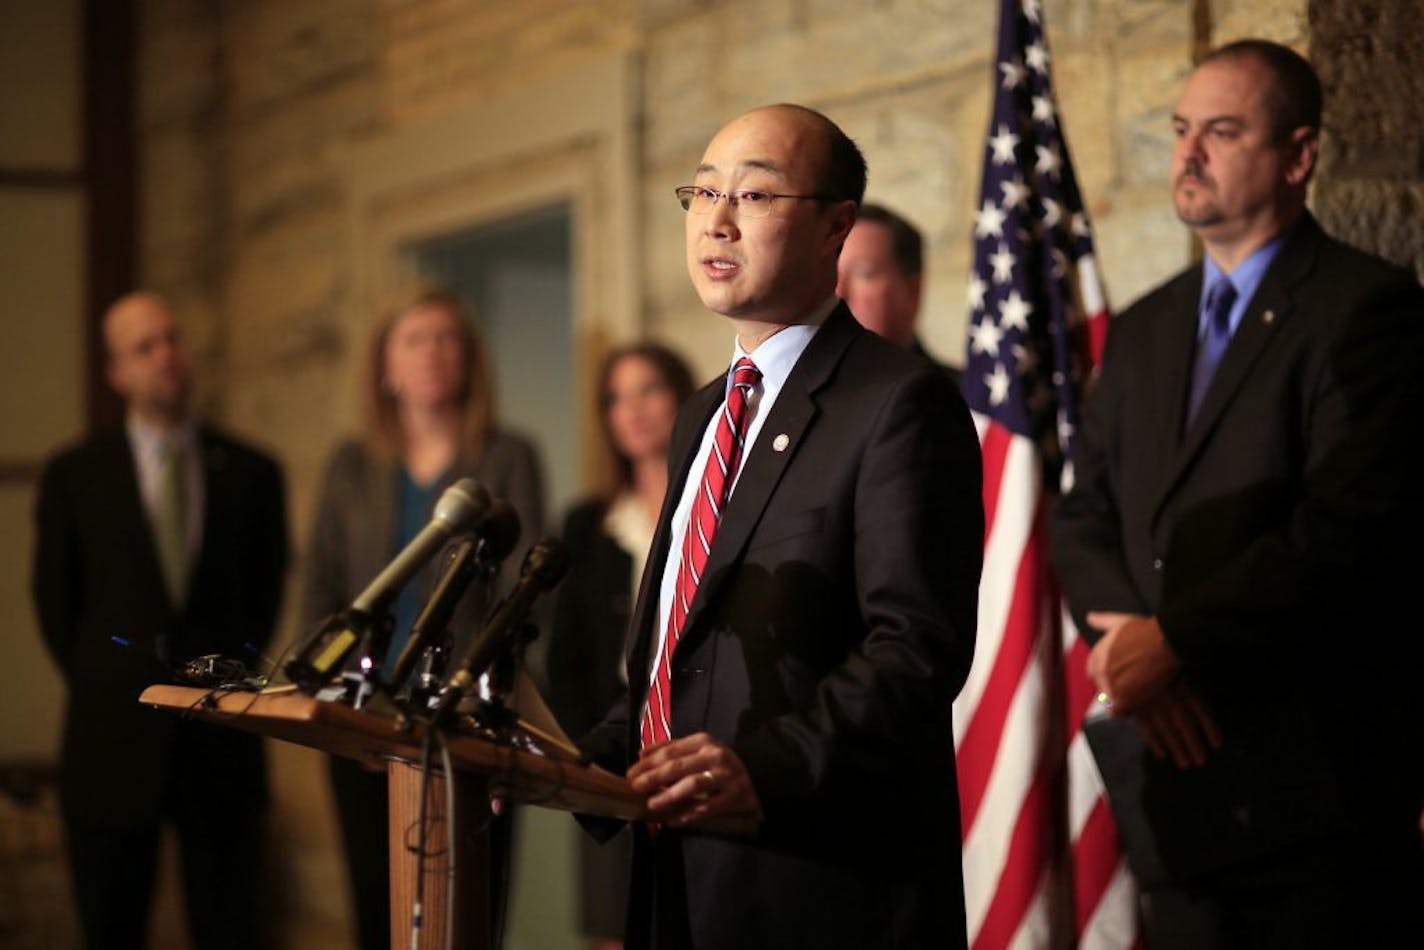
[407,202,582,949]
[408,201,577,521]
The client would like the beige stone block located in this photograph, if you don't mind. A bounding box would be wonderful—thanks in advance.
[1314,180,1424,279]
[1211,0,1306,48]
[1105,0,1191,54]
[644,10,724,164]
[228,0,379,112]
[141,124,221,284]
[1092,189,1190,306]
[1051,46,1119,198]
[226,210,346,372]
[139,11,221,129]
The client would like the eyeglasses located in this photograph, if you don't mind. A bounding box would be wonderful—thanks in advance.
[674,185,831,219]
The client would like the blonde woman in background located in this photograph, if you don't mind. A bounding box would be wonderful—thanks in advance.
[303,285,545,949]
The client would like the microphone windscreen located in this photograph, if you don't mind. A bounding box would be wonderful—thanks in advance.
[478,500,522,561]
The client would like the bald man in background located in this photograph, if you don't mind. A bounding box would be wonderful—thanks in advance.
[32,292,288,950]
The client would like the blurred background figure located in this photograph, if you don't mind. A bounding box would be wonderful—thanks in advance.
[30,291,289,950]
[546,343,695,950]
[302,284,546,950]
[837,203,962,388]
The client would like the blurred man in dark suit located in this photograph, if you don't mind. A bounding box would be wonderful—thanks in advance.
[32,291,288,950]
[836,202,961,388]
[1053,40,1424,948]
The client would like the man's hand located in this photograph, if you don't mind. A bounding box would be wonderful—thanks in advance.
[1133,681,1224,768]
[1086,611,1181,713]
[627,732,763,836]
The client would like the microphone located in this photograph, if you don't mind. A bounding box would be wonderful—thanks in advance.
[431,537,570,722]
[351,479,492,614]
[474,500,522,566]
[284,478,492,693]
[387,500,524,690]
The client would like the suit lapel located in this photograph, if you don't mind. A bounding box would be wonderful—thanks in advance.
[677,305,857,649]
[1152,216,1321,518]
[108,430,174,613]
[624,380,722,710]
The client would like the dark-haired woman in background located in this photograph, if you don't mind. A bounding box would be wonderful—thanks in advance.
[547,342,695,949]
[303,285,545,950]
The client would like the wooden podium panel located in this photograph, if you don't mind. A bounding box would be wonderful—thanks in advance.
[139,684,644,819]
[141,684,643,948]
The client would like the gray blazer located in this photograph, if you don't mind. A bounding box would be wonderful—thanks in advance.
[300,430,546,648]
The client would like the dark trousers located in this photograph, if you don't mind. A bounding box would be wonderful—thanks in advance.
[329,754,515,950]
[65,804,264,950]
[1142,830,1424,950]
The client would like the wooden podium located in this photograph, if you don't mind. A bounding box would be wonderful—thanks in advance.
[141,684,643,949]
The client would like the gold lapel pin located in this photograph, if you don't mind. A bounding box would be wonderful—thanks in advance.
[1262,309,1276,325]
[772,433,790,452]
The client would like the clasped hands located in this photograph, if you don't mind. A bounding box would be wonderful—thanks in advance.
[628,732,763,836]
[1086,611,1223,769]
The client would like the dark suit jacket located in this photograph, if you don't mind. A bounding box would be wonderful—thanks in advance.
[581,305,983,949]
[1053,214,1424,883]
[546,497,635,740]
[31,425,288,828]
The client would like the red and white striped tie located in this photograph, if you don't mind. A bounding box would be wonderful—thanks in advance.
[641,357,761,749]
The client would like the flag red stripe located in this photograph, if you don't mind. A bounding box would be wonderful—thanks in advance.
[1073,798,1124,935]
[980,420,1012,545]
[1084,308,1110,366]
[971,757,1053,950]
[958,512,1045,836]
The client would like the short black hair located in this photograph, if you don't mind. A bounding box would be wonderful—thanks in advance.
[856,204,924,277]
[770,103,868,205]
[1202,39,1322,142]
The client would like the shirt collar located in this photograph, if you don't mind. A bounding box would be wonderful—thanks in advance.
[1201,235,1285,308]
[726,295,837,393]
[127,412,197,459]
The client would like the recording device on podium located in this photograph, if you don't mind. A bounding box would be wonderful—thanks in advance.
[283,477,492,695]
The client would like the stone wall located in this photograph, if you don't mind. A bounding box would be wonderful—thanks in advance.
[1310,0,1424,276]
[129,0,1418,938]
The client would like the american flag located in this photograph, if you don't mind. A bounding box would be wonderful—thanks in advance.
[953,0,1134,947]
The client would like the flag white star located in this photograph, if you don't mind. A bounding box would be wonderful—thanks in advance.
[1071,211,1091,237]
[1022,0,1042,25]
[966,275,988,312]
[999,57,1026,89]
[1036,143,1059,179]
[1026,42,1050,73]
[1000,175,1031,211]
[1057,409,1076,448]
[975,200,1008,239]
[1031,95,1056,125]
[970,317,1005,358]
[999,290,1033,331]
[1041,197,1062,227]
[986,363,1011,405]
[989,243,1016,283]
[1035,143,1062,179]
[988,124,1020,164]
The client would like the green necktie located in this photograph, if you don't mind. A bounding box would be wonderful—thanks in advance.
[155,439,189,607]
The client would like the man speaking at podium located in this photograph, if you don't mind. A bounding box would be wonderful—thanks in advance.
[31,291,288,949]
[578,104,983,948]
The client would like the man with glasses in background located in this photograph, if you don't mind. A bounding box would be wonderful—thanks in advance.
[577,104,983,949]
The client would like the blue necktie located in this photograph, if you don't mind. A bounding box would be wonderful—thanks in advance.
[1185,277,1238,426]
